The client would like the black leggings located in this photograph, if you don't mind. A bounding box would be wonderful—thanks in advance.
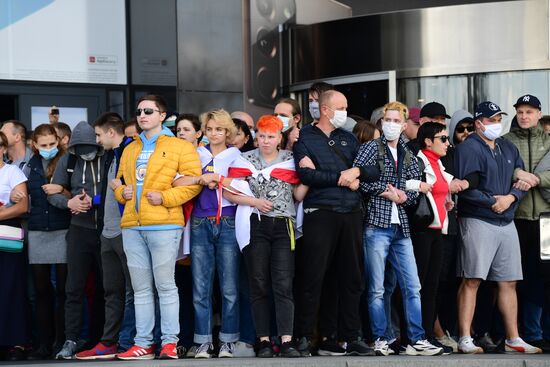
[412,229,443,339]
[32,264,67,349]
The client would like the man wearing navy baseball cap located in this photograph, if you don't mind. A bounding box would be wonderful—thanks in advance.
[504,94,550,352]
[454,101,542,354]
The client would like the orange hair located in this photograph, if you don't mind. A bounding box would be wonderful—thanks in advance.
[256,115,283,133]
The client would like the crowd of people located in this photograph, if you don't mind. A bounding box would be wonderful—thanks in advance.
[0,82,549,361]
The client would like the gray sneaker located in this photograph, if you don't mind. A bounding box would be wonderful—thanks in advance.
[186,345,198,358]
[218,342,235,358]
[233,341,255,357]
[56,340,77,360]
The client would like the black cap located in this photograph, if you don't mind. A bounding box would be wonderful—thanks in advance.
[474,101,508,119]
[420,102,450,119]
[513,94,541,110]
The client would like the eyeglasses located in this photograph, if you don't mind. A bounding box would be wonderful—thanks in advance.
[136,108,160,116]
[433,135,450,143]
[455,125,474,133]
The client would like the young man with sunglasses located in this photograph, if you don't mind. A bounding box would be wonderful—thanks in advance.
[504,94,550,352]
[455,101,541,354]
[114,95,202,360]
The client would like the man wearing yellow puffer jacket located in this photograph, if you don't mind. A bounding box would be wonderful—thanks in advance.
[114,95,202,360]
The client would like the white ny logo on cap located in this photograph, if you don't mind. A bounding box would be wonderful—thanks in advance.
[489,103,499,111]
[523,95,530,102]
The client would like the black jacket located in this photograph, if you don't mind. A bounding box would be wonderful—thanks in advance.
[27,154,71,231]
[293,123,379,213]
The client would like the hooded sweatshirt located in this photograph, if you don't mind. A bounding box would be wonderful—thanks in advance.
[48,121,105,229]
[449,110,474,145]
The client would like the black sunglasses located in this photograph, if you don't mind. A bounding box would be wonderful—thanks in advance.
[433,135,450,143]
[136,108,160,116]
[455,125,474,133]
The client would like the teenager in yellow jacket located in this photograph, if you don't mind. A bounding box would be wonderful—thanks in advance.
[114,95,202,360]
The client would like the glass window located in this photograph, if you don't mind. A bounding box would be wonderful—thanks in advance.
[474,70,549,133]
[397,75,471,119]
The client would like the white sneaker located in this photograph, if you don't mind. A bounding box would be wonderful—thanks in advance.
[505,338,543,354]
[194,343,214,359]
[218,342,235,358]
[436,331,458,353]
[405,339,443,356]
[458,336,484,354]
[374,338,394,356]
[233,341,255,357]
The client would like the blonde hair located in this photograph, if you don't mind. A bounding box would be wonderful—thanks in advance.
[383,101,409,122]
[199,109,237,141]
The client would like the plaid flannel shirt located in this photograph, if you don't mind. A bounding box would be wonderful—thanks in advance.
[353,136,421,237]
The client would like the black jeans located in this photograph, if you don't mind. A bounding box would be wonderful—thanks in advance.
[65,225,104,343]
[294,209,364,341]
[436,234,459,334]
[412,228,443,339]
[32,264,67,349]
[100,234,131,344]
[176,263,195,348]
[243,215,295,337]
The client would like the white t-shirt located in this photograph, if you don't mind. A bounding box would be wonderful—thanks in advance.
[388,146,401,225]
[0,164,27,206]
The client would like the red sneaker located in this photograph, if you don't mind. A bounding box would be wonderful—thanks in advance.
[75,342,117,360]
[116,345,155,360]
[159,343,178,359]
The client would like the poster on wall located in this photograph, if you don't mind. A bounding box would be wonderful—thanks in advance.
[0,0,127,84]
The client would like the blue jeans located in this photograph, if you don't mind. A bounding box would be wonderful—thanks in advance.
[191,216,240,343]
[122,229,182,348]
[364,225,424,343]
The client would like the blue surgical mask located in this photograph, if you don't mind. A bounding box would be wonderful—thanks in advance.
[39,146,58,160]
[309,101,320,120]
[276,115,292,132]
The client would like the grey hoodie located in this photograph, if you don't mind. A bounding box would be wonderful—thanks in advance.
[48,121,106,229]
[449,109,473,145]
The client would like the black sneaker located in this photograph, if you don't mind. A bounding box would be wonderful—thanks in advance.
[257,340,273,358]
[477,333,498,353]
[28,346,53,360]
[280,341,300,358]
[295,337,311,357]
[7,346,27,361]
[388,339,401,355]
[346,338,375,356]
[429,338,453,355]
[318,337,346,356]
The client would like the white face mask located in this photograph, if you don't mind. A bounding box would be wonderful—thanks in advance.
[329,109,347,129]
[382,121,403,141]
[277,115,292,132]
[480,122,502,141]
[309,101,320,120]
